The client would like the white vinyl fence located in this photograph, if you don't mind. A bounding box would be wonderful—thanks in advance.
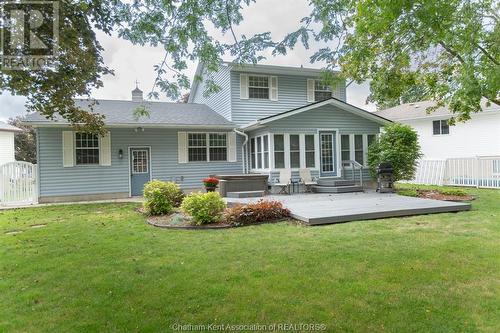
[0,161,38,206]
[410,156,500,189]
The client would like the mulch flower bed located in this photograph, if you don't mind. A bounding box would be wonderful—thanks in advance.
[136,207,232,229]
[136,207,292,230]
[416,190,474,202]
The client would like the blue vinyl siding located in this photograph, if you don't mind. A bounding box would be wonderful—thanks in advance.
[260,104,381,134]
[37,127,243,198]
[230,72,346,126]
[191,65,232,121]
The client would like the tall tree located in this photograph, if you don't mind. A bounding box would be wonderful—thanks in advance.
[1,0,498,130]
[8,117,37,164]
[276,0,499,120]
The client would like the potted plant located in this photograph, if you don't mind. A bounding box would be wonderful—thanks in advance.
[202,177,219,192]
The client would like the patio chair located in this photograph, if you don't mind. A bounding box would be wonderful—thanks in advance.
[273,169,292,194]
[299,168,318,193]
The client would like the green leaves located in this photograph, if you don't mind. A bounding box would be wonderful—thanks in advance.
[367,123,423,181]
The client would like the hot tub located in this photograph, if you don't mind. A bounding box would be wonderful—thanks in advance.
[211,174,269,197]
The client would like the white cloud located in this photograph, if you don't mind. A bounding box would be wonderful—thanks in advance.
[0,0,375,120]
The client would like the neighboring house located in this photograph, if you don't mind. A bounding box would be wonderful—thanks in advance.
[0,122,22,166]
[375,100,500,159]
[24,63,391,203]
[376,100,500,189]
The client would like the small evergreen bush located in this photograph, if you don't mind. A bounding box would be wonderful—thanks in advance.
[143,180,184,215]
[180,192,226,225]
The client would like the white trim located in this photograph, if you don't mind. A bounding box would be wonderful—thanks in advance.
[270,76,278,101]
[128,146,152,197]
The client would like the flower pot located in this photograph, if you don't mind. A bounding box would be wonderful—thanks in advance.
[205,186,217,192]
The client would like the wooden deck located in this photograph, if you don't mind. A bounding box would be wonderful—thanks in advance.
[226,191,471,225]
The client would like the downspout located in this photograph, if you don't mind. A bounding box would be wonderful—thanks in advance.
[233,129,248,174]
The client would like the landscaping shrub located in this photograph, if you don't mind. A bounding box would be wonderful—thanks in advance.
[143,180,184,215]
[397,188,419,197]
[224,200,290,226]
[438,188,467,196]
[181,192,226,225]
[368,123,423,181]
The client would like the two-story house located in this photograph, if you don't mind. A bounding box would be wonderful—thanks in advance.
[25,62,391,203]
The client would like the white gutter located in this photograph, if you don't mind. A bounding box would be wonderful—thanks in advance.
[233,129,249,174]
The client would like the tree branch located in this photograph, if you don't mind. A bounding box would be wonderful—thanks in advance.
[476,44,499,65]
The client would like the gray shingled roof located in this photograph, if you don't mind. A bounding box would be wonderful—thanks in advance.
[375,99,500,121]
[0,121,22,132]
[24,99,235,127]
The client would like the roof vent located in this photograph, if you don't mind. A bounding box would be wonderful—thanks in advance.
[132,80,143,102]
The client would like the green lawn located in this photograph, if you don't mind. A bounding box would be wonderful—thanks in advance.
[1,187,499,332]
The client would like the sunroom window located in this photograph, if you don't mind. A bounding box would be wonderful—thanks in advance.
[354,135,364,165]
[273,134,285,168]
[341,135,350,161]
[305,135,315,168]
[250,134,269,169]
[289,135,300,168]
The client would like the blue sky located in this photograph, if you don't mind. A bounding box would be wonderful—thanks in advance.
[0,0,374,122]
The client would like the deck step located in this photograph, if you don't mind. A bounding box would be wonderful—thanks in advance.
[317,179,356,187]
[312,185,363,193]
[226,190,265,198]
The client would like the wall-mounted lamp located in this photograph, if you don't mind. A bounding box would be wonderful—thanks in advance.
[134,127,145,133]
[118,149,123,159]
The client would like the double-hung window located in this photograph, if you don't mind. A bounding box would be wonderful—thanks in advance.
[248,75,269,99]
[209,133,227,161]
[314,80,333,102]
[75,132,100,165]
[188,133,227,162]
[433,120,450,135]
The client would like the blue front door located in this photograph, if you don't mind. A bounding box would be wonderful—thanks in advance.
[319,131,337,177]
[130,148,150,196]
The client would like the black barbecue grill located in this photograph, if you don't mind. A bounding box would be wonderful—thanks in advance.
[376,162,394,193]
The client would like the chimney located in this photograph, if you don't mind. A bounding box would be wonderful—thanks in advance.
[132,80,143,102]
[132,87,143,102]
